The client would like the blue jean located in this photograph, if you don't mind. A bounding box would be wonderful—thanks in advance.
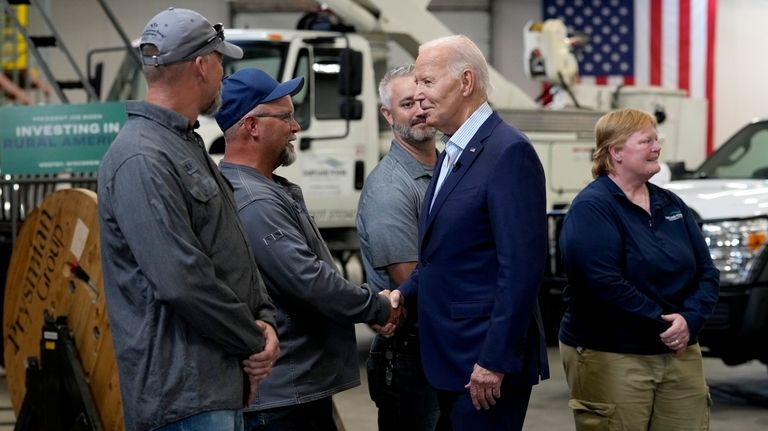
[244,397,337,431]
[156,409,243,431]
[367,333,441,431]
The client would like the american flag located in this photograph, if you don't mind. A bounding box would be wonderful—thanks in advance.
[543,0,717,154]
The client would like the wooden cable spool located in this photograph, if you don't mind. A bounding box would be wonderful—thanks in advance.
[3,189,123,430]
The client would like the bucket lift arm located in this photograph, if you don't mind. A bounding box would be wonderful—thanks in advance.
[320,0,538,109]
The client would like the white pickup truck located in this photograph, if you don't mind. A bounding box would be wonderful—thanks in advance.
[661,119,768,367]
[542,119,768,370]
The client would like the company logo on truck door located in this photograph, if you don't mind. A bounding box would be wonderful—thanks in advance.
[300,153,353,196]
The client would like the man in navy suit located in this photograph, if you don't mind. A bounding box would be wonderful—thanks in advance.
[396,35,550,430]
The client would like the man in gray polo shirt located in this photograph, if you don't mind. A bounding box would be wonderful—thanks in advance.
[356,64,442,430]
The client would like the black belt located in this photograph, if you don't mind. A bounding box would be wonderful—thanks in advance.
[372,329,421,356]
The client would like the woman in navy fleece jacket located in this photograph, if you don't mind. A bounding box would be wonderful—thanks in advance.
[559,108,719,431]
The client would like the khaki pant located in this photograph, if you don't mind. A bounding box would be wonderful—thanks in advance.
[560,343,711,431]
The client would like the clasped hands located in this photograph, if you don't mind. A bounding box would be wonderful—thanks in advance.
[242,320,280,406]
[660,313,689,357]
[372,289,406,336]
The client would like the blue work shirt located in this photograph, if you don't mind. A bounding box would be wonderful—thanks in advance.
[219,162,391,411]
[559,175,719,355]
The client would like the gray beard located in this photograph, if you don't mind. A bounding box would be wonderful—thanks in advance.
[201,92,222,117]
[393,121,437,145]
[280,146,296,167]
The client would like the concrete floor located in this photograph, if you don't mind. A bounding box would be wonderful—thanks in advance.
[334,257,768,430]
[1,253,766,430]
[335,325,768,431]
[0,327,766,430]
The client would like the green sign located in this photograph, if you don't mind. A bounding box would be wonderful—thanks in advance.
[0,102,126,175]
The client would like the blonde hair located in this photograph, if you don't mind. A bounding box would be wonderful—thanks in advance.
[592,108,657,178]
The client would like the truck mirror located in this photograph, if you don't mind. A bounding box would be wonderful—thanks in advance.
[300,137,312,151]
[340,99,363,120]
[751,167,768,179]
[668,161,689,180]
[338,49,362,96]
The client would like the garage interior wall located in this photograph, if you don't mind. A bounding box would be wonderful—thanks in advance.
[712,0,767,149]
[16,0,765,153]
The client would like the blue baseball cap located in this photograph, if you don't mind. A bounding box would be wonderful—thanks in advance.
[215,68,305,132]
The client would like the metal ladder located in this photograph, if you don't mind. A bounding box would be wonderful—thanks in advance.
[0,0,138,104]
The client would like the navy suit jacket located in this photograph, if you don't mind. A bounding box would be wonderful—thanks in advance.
[399,112,550,391]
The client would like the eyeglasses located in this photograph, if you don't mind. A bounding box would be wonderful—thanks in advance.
[249,112,296,124]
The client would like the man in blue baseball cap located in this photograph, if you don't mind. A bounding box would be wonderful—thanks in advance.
[216,68,405,430]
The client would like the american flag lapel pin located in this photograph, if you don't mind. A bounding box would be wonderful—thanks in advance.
[469,147,476,152]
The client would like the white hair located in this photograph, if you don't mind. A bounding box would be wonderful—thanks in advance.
[419,35,491,98]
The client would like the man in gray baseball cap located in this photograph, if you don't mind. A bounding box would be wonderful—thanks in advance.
[99,8,278,431]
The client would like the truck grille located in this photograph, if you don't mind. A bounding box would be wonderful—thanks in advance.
[703,303,731,330]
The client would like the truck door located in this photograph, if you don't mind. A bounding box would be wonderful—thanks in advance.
[276,35,378,233]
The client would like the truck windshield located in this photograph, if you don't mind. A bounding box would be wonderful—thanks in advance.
[106,41,290,102]
[222,41,288,81]
[106,49,145,101]
[695,122,768,179]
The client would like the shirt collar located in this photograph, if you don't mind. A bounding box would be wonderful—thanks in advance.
[597,174,668,212]
[126,100,197,136]
[388,140,436,180]
[219,160,295,188]
[441,101,493,151]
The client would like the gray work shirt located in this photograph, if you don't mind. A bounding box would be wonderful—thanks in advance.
[356,141,435,292]
[219,161,390,410]
[98,101,276,431]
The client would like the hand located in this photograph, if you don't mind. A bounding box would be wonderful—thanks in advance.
[243,320,280,381]
[371,290,406,337]
[660,313,689,357]
[464,363,504,410]
[384,290,406,327]
[243,320,280,404]
[243,321,280,380]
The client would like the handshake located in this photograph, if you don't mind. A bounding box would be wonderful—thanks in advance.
[374,289,407,337]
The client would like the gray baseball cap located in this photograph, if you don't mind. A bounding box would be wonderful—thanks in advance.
[140,7,243,66]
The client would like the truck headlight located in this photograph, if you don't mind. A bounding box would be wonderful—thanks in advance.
[701,217,768,285]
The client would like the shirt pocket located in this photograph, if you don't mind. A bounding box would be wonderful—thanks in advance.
[187,177,218,202]
[180,157,219,203]
[450,300,494,319]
